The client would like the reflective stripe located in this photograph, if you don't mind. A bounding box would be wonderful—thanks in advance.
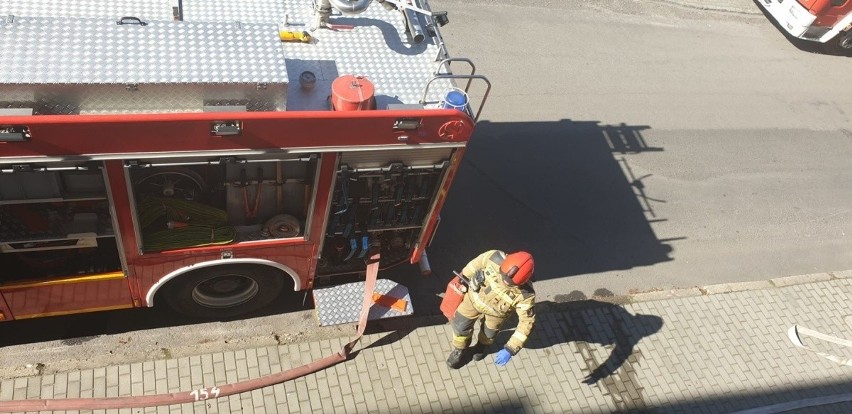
[454,334,471,340]
[0,271,125,290]
[484,273,514,303]
[511,331,528,343]
[471,294,498,314]
[489,251,506,265]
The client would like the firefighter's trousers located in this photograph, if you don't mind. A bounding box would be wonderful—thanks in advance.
[451,292,507,350]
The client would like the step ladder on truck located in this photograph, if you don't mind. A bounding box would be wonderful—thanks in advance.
[0,0,490,327]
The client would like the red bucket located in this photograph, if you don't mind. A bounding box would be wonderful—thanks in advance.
[440,276,467,321]
[331,75,376,111]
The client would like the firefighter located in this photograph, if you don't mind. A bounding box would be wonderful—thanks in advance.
[447,250,535,369]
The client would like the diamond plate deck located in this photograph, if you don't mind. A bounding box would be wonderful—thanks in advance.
[0,0,175,20]
[0,0,455,113]
[0,16,286,84]
[313,279,413,326]
[182,0,453,109]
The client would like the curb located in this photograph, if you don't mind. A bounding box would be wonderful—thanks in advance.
[650,0,762,15]
[587,270,850,306]
[3,271,848,381]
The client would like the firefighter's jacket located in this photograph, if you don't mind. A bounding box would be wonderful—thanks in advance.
[461,250,536,354]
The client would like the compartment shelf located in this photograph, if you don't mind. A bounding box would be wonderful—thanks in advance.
[0,233,108,253]
[327,224,423,237]
[0,199,114,253]
[0,195,107,206]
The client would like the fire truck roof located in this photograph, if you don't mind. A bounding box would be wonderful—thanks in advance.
[0,0,455,114]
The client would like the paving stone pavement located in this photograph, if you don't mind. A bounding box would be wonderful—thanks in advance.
[1,272,852,413]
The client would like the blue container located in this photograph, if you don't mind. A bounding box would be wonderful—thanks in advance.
[441,89,469,112]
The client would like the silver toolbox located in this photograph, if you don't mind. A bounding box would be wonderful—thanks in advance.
[0,15,289,114]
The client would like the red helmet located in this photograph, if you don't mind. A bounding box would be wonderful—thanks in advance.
[500,251,534,285]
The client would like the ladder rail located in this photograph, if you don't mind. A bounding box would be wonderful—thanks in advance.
[434,58,476,92]
[420,74,491,122]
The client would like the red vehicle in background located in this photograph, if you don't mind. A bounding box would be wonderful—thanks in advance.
[0,0,489,325]
[758,0,852,54]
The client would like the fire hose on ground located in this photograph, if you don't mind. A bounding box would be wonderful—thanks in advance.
[0,254,381,413]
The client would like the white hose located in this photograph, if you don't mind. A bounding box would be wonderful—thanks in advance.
[418,250,431,276]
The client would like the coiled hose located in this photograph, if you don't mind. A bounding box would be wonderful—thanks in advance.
[138,197,235,252]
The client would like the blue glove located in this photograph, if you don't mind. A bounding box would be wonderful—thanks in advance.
[494,348,512,366]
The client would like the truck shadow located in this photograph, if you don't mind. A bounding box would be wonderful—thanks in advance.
[428,119,675,283]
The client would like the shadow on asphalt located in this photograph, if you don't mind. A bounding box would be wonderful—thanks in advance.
[424,119,676,284]
[380,119,680,325]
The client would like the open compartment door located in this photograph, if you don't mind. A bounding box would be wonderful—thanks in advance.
[410,148,465,265]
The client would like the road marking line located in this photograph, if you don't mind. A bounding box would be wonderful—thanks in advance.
[787,324,852,367]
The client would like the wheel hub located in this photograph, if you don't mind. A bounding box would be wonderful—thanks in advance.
[840,31,852,50]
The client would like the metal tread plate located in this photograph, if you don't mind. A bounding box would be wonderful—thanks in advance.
[313,278,413,326]
[184,0,452,109]
[0,0,453,112]
[0,16,287,84]
[0,0,175,20]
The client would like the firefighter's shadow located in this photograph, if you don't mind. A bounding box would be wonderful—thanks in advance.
[502,299,664,384]
[347,297,663,383]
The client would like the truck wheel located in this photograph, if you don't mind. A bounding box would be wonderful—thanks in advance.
[822,30,852,55]
[162,265,287,319]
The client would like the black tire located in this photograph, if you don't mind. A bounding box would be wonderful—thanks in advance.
[161,264,287,319]
[821,30,852,55]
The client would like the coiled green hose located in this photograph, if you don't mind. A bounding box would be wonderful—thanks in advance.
[138,197,234,251]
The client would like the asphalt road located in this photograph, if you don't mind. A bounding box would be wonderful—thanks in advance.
[4,0,852,376]
[426,0,852,301]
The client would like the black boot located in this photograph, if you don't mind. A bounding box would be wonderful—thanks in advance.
[471,343,488,361]
[446,348,465,369]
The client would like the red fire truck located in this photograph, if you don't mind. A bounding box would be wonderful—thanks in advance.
[0,0,489,324]
[757,0,852,54]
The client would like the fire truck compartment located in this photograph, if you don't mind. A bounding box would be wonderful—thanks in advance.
[129,154,317,252]
[0,167,122,283]
[316,148,451,276]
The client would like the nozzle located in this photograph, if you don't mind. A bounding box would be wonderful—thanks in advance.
[279,30,312,43]
[404,8,425,44]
